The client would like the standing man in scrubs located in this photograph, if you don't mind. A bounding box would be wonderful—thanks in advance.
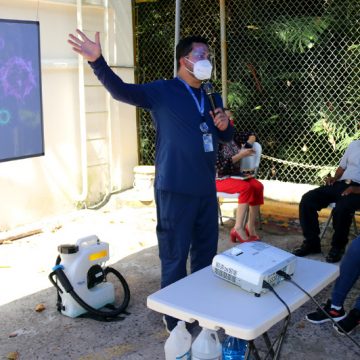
[68,30,234,331]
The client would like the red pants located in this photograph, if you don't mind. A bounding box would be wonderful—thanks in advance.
[216,178,264,205]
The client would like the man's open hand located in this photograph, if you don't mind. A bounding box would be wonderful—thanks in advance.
[68,29,101,62]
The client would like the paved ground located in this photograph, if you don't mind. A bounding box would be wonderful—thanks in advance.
[1,190,360,359]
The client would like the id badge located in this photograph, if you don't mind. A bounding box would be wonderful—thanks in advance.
[203,133,214,152]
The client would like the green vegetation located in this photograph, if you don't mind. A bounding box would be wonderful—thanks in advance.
[135,0,359,184]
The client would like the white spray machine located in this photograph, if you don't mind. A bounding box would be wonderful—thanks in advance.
[49,235,130,320]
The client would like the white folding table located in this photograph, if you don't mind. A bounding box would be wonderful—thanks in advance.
[147,257,339,359]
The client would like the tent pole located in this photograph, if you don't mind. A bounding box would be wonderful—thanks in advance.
[220,0,228,106]
[174,0,181,77]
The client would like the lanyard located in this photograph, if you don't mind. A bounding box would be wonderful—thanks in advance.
[177,77,204,117]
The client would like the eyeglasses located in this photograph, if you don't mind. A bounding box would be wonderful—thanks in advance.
[188,50,213,61]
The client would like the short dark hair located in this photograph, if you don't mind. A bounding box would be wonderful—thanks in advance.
[176,35,209,69]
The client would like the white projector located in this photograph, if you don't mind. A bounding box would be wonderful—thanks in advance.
[212,242,296,296]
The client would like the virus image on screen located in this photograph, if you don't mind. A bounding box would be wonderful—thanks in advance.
[1,56,37,101]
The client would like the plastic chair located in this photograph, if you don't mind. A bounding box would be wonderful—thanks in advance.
[320,203,359,241]
[217,142,262,226]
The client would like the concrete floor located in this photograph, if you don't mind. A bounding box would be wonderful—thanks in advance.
[1,190,360,359]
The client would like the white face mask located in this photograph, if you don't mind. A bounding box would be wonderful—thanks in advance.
[185,58,213,80]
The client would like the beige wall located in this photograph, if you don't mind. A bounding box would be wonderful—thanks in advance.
[0,0,138,230]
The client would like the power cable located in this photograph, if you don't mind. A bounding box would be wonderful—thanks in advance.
[36,0,40,21]
[262,281,292,360]
[276,270,360,352]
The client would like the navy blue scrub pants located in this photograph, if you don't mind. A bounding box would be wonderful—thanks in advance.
[299,181,360,250]
[155,189,219,328]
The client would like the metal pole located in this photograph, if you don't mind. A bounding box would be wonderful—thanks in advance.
[104,0,114,194]
[75,0,88,202]
[174,0,181,77]
[219,0,227,107]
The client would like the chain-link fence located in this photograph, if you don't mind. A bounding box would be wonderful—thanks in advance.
[134,0,359,185]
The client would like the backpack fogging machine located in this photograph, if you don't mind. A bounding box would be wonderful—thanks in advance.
[48,235,130,320]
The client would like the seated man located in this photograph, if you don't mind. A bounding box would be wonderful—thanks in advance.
[305,234,360,335]
[293,139,360,263]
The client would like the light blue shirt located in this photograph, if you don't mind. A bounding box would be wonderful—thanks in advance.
[339,140,360,184]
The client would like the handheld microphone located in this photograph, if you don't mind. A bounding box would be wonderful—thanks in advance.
[202,82,218,114]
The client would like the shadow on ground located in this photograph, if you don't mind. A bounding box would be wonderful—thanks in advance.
[1,197,360,359]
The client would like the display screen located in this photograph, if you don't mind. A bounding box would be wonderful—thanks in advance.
[0,19,44,162]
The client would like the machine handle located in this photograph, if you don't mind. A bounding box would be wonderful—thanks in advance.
[76,235,99,248]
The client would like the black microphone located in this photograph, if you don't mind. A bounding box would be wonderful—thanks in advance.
[202,82,218,115]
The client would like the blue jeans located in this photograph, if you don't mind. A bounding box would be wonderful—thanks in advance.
[332,235,360,310]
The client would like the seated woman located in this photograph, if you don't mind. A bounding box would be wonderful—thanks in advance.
[216,122,264,243]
